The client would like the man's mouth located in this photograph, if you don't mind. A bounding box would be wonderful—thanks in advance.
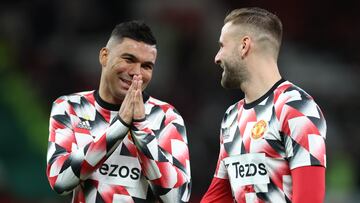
[219,63,225,70]
[120,78,132,87]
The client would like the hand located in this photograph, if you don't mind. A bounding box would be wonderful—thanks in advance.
[132,75,145,120]
[118,78,135,125]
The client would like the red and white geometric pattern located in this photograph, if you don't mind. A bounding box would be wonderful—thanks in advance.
[46,90,191,203]
[213,79,326,203]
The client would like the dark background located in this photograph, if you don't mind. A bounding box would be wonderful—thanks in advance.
[0,0,359,202]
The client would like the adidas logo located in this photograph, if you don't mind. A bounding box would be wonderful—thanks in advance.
[77,120,92,130]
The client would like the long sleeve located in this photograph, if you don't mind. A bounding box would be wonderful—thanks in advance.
[276,87,327,200]
[130,105,191,202]
[291,166,325,203]
[201,177,233,203]
[46,96,129,195]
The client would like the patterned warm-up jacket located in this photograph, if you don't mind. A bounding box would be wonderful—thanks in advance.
[46,90,191,203]
[213,79,326,202]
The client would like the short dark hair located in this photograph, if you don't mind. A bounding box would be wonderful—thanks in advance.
[225,7,282,46]
[110,20,157,45]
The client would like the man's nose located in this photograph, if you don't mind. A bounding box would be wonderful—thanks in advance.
[215,52,221,65]
[129,63,141,76]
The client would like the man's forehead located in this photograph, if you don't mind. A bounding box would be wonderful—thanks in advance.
[115,38,157,61]
[120,38,156,51]
[220,22,247,42]
[219,23,230,43]
[222,22,233,33]
[221,22,238,37]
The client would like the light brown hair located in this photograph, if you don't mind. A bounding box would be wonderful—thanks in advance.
[225,7,283,51]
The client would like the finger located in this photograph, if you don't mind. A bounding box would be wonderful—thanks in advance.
[120,86,132,110]
[119,77,136,124]
[131,85,137,107]
[134,77,142,100]
[133,91,144,120]
[133,75,139,83]
[135,75,140,91]
[138,79,143,91]
[123,76,137,102]
[133,81,145,119]
[137,74,142,81]
[129,77,136,91]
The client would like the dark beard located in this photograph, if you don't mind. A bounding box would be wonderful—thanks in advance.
[221,60,246,89]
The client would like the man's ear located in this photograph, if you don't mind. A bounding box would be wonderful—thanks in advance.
[99,47,108,67]
[239,36,251,58]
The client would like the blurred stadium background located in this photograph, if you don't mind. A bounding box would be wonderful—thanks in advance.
[0,0,359,202]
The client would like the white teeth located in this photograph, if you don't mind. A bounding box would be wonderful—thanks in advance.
[120,78,132,86]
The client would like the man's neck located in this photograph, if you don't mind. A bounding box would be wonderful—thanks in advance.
[242,59,281,104]
[98,83,124,105]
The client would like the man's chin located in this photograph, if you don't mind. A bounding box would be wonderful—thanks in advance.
[221,80,231,89]
[114,89,127,99]
[221,79,238,89]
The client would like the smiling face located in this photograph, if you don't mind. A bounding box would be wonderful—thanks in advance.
[99,37,157,104]
[214,22,249,89]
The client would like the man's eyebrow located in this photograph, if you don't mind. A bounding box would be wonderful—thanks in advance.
[121,53,138,60]
[122,53,154,66]
[143,61,155,67]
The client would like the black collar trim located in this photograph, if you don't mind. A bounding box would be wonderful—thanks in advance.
[243,78,286,109]
[94,90,150,111]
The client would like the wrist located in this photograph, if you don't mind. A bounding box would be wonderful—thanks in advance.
[117,115,131,128]
[132,117,146,122]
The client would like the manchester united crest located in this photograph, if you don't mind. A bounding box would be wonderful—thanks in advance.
[251,120,267,139]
